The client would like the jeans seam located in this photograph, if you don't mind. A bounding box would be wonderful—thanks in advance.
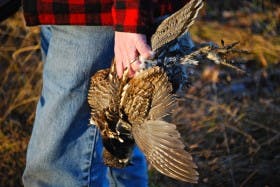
[88,126,98,187]
[108,167,118,187]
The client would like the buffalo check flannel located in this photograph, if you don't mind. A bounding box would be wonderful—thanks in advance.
[23,0,189,34]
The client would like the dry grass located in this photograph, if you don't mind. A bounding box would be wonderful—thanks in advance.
[0,11,41,186]
[0,1,279,186]
[150,63,280,186]
[149,2,280,186]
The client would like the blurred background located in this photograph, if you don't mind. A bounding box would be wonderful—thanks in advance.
[0,0,279,186]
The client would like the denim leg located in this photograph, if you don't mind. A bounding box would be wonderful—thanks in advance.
[23,26,114,187]
[22,25,148,187]
[107,146,148,187]
[40,25,52,58]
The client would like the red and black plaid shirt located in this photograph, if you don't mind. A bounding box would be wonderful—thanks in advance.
[23,0,189,34]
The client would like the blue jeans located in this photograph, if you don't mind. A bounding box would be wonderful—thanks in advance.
[22,26,148,187]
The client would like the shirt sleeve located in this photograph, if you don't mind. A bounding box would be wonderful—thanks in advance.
[111,0,154,34]
[111,0,190,34]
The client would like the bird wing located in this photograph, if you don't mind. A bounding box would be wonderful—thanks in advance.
[151,0,204,51]
[145,67,175,120]
[121,67,198,182]
[132,120,199,183]
[120,67,198,182]
[88,68,119,126]
[120,75,154,126]
[120,67,174,123]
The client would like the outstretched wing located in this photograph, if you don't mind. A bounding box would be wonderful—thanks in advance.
[132,120,199,183]
[120,67,198,182]
[151,0,204,51]
[145,67,174,120]
[120,67,174,124]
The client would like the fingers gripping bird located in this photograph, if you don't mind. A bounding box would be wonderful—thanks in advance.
[88,0,204,183]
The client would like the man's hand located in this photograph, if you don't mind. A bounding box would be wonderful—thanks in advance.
[114,31,152,78]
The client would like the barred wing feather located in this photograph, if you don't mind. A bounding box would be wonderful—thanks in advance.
[151,0,204,51]
[132,120,199,183]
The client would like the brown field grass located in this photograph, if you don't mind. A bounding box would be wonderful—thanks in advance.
[0,1,279,186]
[0,10,41,186]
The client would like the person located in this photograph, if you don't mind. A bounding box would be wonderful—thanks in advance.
[21,1,189,186]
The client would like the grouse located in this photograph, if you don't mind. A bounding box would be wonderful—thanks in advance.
[88,0,204,183]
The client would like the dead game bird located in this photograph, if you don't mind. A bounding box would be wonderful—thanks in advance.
[88,64,199,182]
[88,0,207,183]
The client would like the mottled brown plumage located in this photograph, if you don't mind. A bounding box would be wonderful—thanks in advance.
[88,0,204,183]
[88,65,119,139]
[118,67,198,182]
[88,62,135,168]
[151,0,204,51]
[88,65,199,183]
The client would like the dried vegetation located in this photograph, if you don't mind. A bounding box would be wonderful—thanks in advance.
[0,11,41,186]
[150,1,280,186]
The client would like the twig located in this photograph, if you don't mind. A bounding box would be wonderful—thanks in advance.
[182,94,237,117]
[220,60,246,74]
[240,170,258,187]
[264,134,280,145]
[244,119,280,134]
[0,97,38,124]
[12,44,40,60]
[224,123,259,147]
[212,82,236,187]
